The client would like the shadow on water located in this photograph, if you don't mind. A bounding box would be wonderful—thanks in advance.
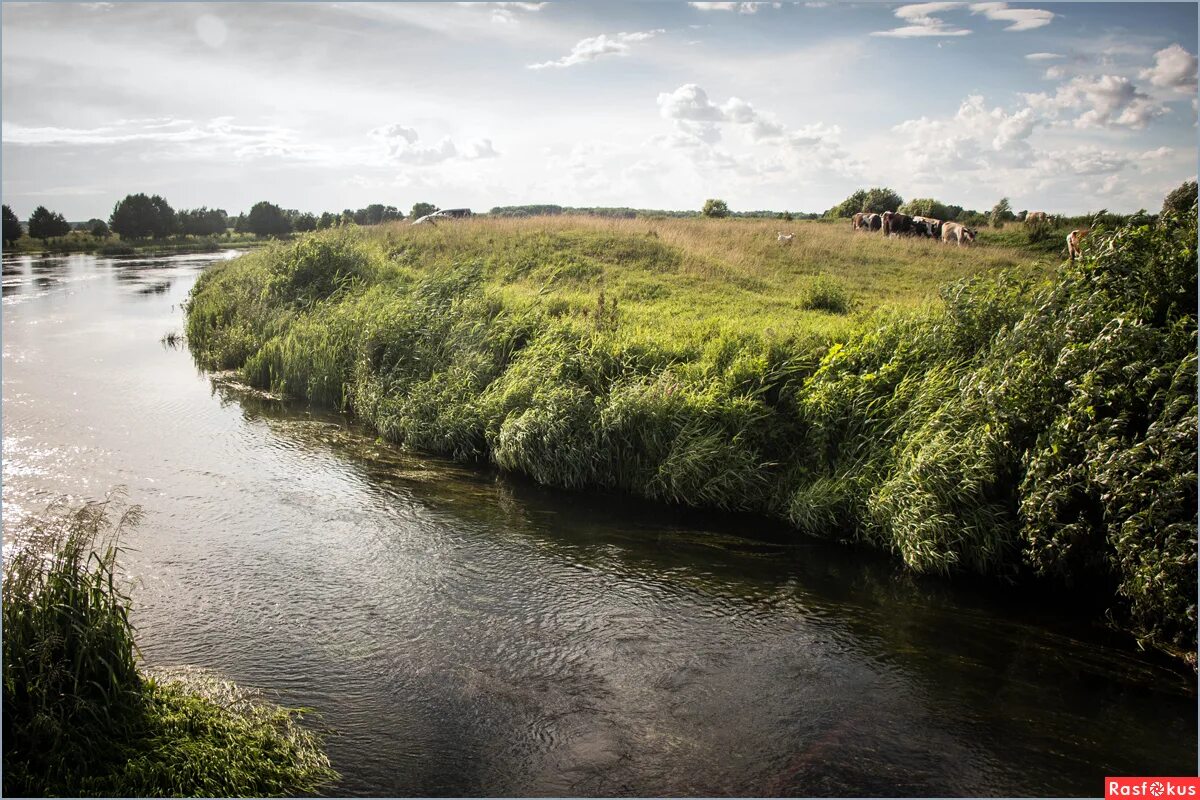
[210,377,1196,798]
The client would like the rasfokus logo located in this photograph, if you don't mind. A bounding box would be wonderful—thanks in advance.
[1107,778,1200,798]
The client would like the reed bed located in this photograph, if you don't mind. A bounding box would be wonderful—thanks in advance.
[2,495,338,796]
[186,211,1197,657]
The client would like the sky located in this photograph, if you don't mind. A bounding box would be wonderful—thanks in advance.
[2,1,1197,219]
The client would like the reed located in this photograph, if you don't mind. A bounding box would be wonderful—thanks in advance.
[2,495,338,796]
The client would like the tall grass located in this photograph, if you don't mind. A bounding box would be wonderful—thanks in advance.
[186,211,1197,657]
[2,495,338,796]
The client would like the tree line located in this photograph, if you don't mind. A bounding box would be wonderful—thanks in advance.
[1,196,444,246]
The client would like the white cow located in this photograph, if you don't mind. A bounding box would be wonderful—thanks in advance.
[777,232,794,244]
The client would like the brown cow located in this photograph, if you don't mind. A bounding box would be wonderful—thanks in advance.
[1026,210,1048,224]
[911,216,943,238]
[852,212,866,231]
[883,211,916,236]
[941,221,976,246]
[1067,228,1089,261]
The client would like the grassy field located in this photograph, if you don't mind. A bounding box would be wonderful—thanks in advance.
[2,496,338,796]
[187,212,1196,658]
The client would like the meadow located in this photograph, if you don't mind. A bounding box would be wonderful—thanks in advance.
[186,212,1197,658]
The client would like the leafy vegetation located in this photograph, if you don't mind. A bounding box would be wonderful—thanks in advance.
[185,206,1194,658]
[2,496,338,797]
[28,204,72,240]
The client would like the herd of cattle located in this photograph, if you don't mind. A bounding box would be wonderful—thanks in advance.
[851,211,977,246]
[841,209,1090,260]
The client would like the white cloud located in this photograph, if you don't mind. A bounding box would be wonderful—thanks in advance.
[969,2,1054,31]
[1140,44,1198,91]
[463,138,500,159]
[873,2,971,38]
[368,125,500,165]
[527,29,664,69]
[1024,74,1167,130]
[892,94,1037,176]
[1140,146,1174,161]
[688,2,781,13]
[1025,52,1063,61]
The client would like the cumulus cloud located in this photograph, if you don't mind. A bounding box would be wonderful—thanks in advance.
[969,2,1054,31]
[1140,44,1198,91]
[872,2,971,38]
[527,29,664,69]
[655,83,789,143]
[1025,74,1167,129]
[652,83,859,181]
[368,124,498,165]
[688,2,781,13]
[893,94,1037,175]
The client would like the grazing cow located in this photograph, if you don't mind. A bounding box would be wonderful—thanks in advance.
[777,231,794,244]
[852,212,866,231]
[911,216,943,238]
[1067,228,1089,261]
[941,221,976,246]
[883,212,915,236]
[1025,211,1048,224]
[865,213,882,232]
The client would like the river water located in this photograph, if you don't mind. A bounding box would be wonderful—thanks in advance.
[2,250,1195,796]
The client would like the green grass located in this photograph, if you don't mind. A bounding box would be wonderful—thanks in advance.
[2,495,338,797]
[4,230,273,256]
[186,212,1197,658]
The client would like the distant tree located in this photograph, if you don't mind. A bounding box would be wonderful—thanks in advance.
[701,198,730,218]
[233,213,249,234]
[178,207,227,237]
[778,211,794,221]
[3,205,23,246]
[293,212,318,232]
[1162,180,1197,216]
[86,218,110,238]
[339,210,356,226]
[900,197,951,219]
[989,197,1013,229]
[246,201,292,237]
[861,187,903,214]
[410,202,439,220]
[316,212,338,230]
[826,189,868,218]
[110,193,176,239]
[28,206,71,240]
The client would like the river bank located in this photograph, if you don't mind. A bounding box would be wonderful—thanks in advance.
[186,213,1198,660]
[3,232,275,258]
[4,244,1194,794]
[2,496,337,797]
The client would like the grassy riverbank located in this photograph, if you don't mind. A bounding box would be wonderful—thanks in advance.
[2,497,338,797]
[186,213,1197,656]
[3,230,274,257]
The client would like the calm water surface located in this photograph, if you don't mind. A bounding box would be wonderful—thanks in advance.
[2,251,1195,796]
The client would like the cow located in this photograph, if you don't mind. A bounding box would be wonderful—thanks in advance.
[911,216,943,238]
[941,221,976,246]
[852,212,865,231]
[865,213,882,232]
[1067,228,1089,261]
[883,212,915,236]
[777,231,794,244]
[1025,211,1048,224]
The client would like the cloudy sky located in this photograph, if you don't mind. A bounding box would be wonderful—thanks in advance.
[3,1,1196,219]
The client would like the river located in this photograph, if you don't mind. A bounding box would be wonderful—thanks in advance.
[2,250,1195,796]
